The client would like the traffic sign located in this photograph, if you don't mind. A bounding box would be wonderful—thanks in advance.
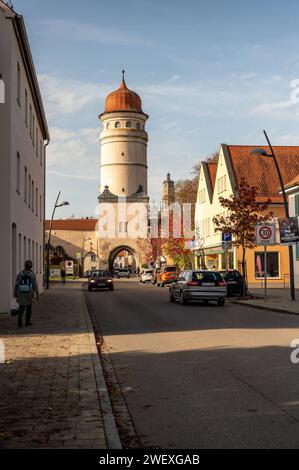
[255,224,275,245]
[222,232,232,250]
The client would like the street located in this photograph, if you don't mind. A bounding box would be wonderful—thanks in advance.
[86,279,299,449]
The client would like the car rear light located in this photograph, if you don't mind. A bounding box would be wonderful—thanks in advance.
[217,280,227,286]
[187,281,199,286]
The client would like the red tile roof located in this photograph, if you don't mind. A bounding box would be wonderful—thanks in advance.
[227,145,299,203]
[284,173,299,190]
[44,219,98,231]
[207,162,217,191]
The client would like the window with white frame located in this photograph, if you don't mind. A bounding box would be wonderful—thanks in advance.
[217,175,227,194]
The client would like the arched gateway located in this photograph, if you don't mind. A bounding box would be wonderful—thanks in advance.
[108,246,139,274]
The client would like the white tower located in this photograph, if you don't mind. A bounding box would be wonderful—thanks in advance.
[99,72,149,201]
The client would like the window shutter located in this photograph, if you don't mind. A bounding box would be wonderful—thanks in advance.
[295,194,299,216]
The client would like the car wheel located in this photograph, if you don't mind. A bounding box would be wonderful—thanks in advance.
[88,286,92,292]
[180,291,187,305]
[217,298,225,306]
[109,286,114,291]
[169,289,175,303]
[157,283,160,287]
[161,283,164,288]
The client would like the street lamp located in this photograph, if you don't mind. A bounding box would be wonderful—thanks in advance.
[81,234,92,277]
[46,191,69,290]
[251,130,296,301]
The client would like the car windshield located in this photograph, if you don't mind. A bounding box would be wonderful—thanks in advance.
[164,267,176,273]
[193,271,222,282]
[145,270,153,274]
[92,271,110,277]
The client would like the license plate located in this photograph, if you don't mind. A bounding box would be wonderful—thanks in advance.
[227,281,237,284]
[97,283,106,287]
[202,282,215,286]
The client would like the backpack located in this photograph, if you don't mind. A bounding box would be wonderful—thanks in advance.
[18,271,33,294]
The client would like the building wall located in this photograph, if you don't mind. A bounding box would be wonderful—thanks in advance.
[100,111,148,196]
[0,7,47,313]
[194,146,291,287]
[289,192,299,287]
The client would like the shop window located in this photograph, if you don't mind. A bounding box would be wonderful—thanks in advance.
[255,252,279,278]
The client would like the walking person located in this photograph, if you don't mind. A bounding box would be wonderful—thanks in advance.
[61,267,66,284]
[14,260,39,328]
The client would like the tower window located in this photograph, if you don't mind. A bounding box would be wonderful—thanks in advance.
[136,122,140,129]
[106,123,110,129]
[126,121,132,128]
[115,121,121,128]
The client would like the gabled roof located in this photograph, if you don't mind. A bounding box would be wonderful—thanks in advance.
[44,219,97,231]
[207,162,217,191]
[284,173,299,191]
[225,145,299,204]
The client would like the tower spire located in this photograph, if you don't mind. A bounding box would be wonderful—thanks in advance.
[122,69,125,82]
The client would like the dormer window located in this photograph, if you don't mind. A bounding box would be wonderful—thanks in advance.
[126,121,132,128]
[106,123,110,129]
[136,122,141,129]
[115,121,121,128]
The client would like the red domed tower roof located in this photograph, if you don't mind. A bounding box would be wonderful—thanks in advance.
[104,72,143,114]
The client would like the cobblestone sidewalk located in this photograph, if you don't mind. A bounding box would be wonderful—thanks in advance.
[232,288,299,315]
[0,283,121,449]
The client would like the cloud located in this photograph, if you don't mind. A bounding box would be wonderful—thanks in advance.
[34,18,153,47]
[38,74,104,120]
[47,126,100,181]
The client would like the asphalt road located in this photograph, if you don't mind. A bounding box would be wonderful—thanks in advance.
[86,279,299,449]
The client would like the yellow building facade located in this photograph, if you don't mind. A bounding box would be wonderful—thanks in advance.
[194,144,299,288]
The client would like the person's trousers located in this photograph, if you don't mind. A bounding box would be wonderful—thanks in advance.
[18,304,32,326]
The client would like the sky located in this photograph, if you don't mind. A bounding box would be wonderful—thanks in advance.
[13,0,299,218]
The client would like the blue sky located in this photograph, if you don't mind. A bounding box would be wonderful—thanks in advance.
[14,0,299,218]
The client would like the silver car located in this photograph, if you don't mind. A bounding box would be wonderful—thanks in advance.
[169,270,227,305]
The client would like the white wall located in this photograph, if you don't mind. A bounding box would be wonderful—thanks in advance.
[0,9,46,313]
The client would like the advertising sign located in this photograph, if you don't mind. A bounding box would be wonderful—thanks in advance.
[255,224,276,246]
[278,218,299,244]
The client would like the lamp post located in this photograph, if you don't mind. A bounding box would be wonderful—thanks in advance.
[46,191,69,290]
[80,234,92,277]
[251,130,296,300]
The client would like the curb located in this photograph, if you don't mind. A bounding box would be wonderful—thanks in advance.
[231,300,299,316]
[80,287,122,449]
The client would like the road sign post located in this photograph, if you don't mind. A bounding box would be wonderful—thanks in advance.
[222,233,232,270]
[255,224,275,299]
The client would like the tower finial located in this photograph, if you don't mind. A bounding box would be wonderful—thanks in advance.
[122,70,125,81]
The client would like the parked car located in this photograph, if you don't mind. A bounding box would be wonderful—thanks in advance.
[140,269,154,283]
[169,270,227,305]
[88,270,114,291]
[218,270,244,297]
[151,267,161,285]
[117,268,130,279]
[156,265,177,287]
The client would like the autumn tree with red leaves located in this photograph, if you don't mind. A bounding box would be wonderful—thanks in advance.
[212,177,273,295]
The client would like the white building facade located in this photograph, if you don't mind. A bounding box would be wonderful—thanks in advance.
[0,1,49,314]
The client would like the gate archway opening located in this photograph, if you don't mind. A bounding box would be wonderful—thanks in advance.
[108,246,139,274]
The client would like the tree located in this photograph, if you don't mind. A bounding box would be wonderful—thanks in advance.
[212,177,273,295]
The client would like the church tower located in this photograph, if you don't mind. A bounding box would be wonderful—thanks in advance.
[99,72,149,202]
[162,173,175,205]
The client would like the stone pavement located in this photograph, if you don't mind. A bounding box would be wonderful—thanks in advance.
[232,288,299,315]
[0,283,121,449]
